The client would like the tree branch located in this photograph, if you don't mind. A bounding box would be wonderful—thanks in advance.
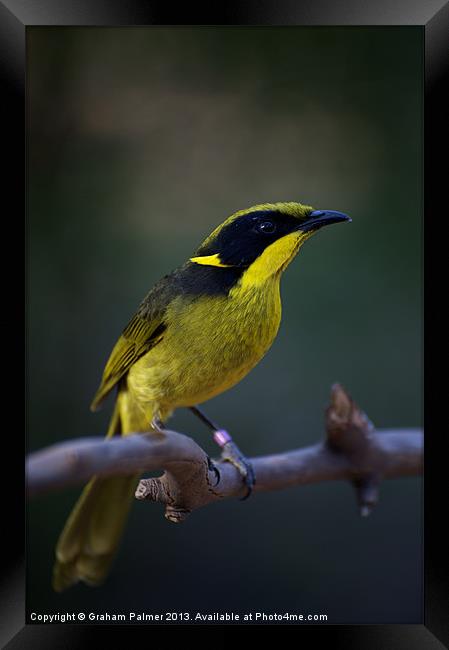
[26,384,422,521]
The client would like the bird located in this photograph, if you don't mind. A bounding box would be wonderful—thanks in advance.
[53,201,350,591]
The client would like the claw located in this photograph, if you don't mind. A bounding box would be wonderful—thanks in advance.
[150,416,165,434]
[239,462,256,500]
[207,456,221,487]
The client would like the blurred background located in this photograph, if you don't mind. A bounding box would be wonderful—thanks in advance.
[27,27,422,623]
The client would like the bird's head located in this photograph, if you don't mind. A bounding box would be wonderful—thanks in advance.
[190,202,351,284]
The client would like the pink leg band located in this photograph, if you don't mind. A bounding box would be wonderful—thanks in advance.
[213,429,232,447]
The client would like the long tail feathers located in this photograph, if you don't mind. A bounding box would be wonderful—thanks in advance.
[52,399,141,592]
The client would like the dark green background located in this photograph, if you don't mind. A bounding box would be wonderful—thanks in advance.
[27,27,422,623]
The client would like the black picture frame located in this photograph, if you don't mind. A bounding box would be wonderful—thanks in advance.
[4,1,447,647]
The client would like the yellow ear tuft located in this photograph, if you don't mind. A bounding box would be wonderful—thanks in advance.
[190,253,234,268]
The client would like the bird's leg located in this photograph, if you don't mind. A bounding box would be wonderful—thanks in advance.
[187,406,220,487]
[189,406,256,499]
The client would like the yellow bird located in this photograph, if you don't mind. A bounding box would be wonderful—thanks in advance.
[53,201,350,591]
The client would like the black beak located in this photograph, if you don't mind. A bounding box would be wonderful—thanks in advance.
[298,210,351,232]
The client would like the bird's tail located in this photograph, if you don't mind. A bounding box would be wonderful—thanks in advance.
[52,393,146,592]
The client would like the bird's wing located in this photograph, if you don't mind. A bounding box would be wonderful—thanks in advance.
[90,281,171,411]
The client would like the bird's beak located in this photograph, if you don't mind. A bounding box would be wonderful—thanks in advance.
[297,210,351,232]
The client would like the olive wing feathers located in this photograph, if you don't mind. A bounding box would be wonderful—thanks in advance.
[89,258,235,412]
[89,279,172,411]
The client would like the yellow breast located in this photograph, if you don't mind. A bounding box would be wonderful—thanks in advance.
[127,277,282,414]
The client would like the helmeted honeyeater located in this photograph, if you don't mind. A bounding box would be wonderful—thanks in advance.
[53,201,350,591]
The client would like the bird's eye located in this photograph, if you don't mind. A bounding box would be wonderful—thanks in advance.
[257,220,276,234]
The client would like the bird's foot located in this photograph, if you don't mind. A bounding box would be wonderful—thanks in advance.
[215,430,256,500]
[188,406,255,498]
